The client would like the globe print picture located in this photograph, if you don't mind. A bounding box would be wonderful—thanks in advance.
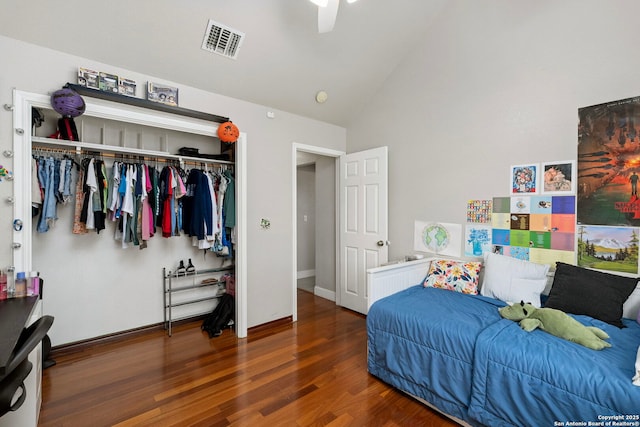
[422,223,450,253]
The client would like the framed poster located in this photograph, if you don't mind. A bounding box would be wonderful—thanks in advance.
[578,95,640,226]
[541,160,575,195]
[147,82,179,106]
[98,72,119,93]
[510,164,539,195]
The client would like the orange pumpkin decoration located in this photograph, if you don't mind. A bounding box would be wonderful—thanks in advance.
[217,121,239,143]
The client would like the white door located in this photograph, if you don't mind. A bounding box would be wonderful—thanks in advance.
[339,146,388,314]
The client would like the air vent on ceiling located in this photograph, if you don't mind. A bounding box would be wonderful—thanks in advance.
[201,19,245,60]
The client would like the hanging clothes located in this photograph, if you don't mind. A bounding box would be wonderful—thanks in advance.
[107,161,121,221]
[80,158,95,229]
[223,169,235,229]
[36,156,60,233]
[92,160,107,233]
[182,168,218,248]
[140,164,154,242]
[32,149,232,256]
[31,158,43,217]
[72,161,87,235]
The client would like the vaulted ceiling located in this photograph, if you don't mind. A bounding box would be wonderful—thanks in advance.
[0,0,447,126]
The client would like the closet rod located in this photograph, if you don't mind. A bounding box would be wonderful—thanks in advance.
[32,146,231,168]
[31,136,234,166]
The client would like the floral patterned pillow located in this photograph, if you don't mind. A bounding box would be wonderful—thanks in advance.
[423,259,482,294]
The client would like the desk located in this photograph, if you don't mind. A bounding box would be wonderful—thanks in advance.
[0,297,39,375]
[0,296,41,427]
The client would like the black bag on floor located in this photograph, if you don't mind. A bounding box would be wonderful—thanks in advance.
[201,293,234,338]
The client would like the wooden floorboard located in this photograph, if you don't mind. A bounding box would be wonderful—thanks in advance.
[38,290,460,426]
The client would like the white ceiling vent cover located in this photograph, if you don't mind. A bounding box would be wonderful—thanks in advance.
[201,19,245,60]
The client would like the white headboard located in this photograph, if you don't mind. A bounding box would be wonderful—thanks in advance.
[366,258,433,311]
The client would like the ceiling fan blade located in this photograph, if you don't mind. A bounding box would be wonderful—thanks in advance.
[318,0,339,33]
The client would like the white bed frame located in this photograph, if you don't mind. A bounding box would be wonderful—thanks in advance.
[366,257,434,312]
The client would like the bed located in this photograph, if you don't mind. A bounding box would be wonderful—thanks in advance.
[366,254,640,427]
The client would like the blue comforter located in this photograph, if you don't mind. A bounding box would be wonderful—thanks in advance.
[367,285,640,426]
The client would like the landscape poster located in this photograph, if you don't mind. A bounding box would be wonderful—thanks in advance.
[577,225,638,274]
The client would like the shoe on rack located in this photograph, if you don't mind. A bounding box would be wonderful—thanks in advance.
[176,260,186,276]
[186,258,196,274]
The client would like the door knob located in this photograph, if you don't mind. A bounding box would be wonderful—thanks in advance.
[377,240,390,247]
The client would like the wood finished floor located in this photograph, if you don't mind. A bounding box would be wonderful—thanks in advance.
[38,290,459,427]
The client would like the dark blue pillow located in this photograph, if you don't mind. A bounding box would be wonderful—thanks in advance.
[545,262,637,328]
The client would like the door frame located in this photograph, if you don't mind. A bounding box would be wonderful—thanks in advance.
[291,143,344,321]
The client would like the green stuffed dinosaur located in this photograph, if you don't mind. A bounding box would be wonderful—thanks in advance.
[499,301,611,350]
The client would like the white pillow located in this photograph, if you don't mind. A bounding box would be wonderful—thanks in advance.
[481,252,549,307]
[623,283,640,320]
[633,345,640,386]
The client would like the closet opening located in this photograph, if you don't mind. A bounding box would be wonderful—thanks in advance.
[12,89,247,348]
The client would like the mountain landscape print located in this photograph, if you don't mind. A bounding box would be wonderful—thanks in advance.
[577,225,639,273]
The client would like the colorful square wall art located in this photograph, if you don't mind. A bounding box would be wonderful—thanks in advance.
[542,160,576,195]
[551,214,576,233]
[510,164,539,195]
[510,214,530,231]
[464,225,492,257]
[529,231,551,249]
[577,225,639,274]
[492,213,511,230]
[510,246,530,261]
[510,230,530,247]
[493,197,511,213]
[550,232,575,251]
[510,196,531,214]
[530,196,553,213]
[529,214,552,232]
[529,248,574,265]
[489,194,576,268]
[492,228,510,246]
[552,195,575,214]
[414,221,462,258]
[467,200,492,223]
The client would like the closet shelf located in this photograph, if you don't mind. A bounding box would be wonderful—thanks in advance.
[165,295,225,308]
[65,83,230,124]
[32,136,234,166]
[164,266,234,279]
[167,282,223,293]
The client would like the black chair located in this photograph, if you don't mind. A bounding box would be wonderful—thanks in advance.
[0,315,54,418]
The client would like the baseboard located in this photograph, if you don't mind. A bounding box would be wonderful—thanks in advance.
[297,269,315,279]
[247,316,293,334]
[50,316,207,358]
[314,286,335,302]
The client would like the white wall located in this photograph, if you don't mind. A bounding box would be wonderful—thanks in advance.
[347,0,640,261]
[0,36,346,344]
[315,156,336,292]
[296,164,315,273]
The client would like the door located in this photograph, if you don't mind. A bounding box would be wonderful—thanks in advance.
[339,146,388,314]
